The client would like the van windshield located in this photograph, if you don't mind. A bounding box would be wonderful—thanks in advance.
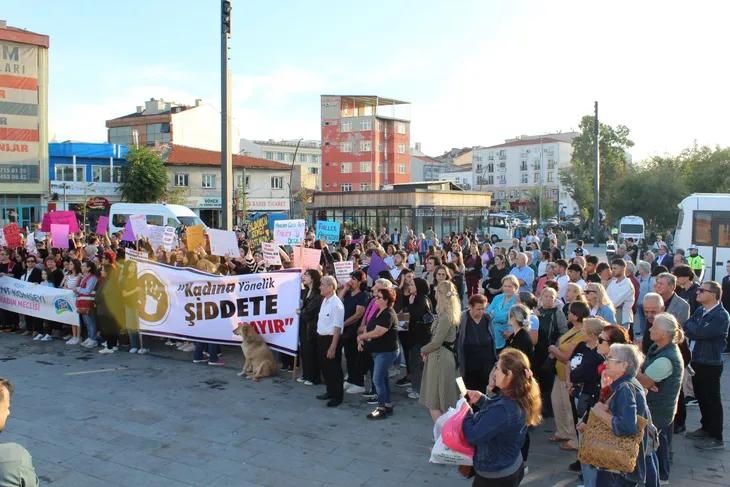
[178,216,206,228]
[621,224,644,234]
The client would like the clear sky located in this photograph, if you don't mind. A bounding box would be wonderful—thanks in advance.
[5,0,729,160]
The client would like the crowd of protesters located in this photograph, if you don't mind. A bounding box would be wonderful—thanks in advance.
[1,220,729,487]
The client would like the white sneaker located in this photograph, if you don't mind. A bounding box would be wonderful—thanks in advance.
[99,348,114,354]
[406,388,414,394]
[346,385,366,394]
[165,340,174,346]
[66,337,79,345]
[304,380,314,386]
[524,465,529,475]
[182,344,195,352]
[33,334,43,341]
[112,346,119,351]
[129,348,139,354]
[84,340,98,349]
[81,338,90,346]
[41,334,53,342]
[296,377,305,383]
[102,342,107,347]
[176,342,186,349]
[388,368,399,378]
[343,381,352,391]
[137,348,148,355]
[408,391,420,399]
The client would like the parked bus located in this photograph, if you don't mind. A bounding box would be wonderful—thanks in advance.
[674,193,730,282]
[618,216,645,243]
[484,213,513,243]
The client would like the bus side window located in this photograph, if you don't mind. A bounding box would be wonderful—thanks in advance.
[112,214,130,228]
[146,215,164,226]
[693,211,712,246]
[167,218,180,229]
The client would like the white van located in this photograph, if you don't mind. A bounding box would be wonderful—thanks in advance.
[484,213,513,243]
[108,203,206,235]
[618,216,645,243]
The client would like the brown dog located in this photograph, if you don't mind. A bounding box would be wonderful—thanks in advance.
[233,322,277,381]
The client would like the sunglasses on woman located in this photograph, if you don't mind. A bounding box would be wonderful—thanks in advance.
[597,336,609,344]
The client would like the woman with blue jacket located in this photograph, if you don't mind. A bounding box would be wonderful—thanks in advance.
[487,275,519,352]
[584,282,617,324]
[462,348,542,486]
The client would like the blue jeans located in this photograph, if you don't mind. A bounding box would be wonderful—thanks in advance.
[595,470,638,487]
[372,350,398,407]
[655,423,671,482]
[644,452,660,487]
[194,342,218,362]
[82,313,97,342]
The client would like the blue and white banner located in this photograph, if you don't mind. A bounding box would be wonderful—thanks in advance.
[0,276,78,325]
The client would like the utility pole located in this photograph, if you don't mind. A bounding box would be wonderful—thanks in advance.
[593,101,600,248]
[220,0,233,230]
[288,139,304,219]
[539,137,544,226]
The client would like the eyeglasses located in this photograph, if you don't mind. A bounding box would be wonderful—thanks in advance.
[597,336,608,344]
[606,357,625,364]
[698,288,712,294]
[585,290,596,294]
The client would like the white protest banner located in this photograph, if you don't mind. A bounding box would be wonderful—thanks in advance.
[0,228,6,247]
[25,235,36,253]
[334,260,353,284]
[0,276,79,326]
[136,262,301,355]
[315,220,341,243]
[125,248,149,261]
[262,242,282,266]
[147,225,175,251]
[129,214,148,238]
[207,228,240,257]
[273,219,306,245]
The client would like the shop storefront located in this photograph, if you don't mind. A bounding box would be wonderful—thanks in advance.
[308,182,492,238]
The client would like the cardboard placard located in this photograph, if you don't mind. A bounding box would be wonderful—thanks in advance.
[50,224,70,249]
[185,224,205,251]
[125,248,149,261]
[247,215,270,249]
[129,214,148,238]
[96,215,109,235]
[334,260,353,283]
[147,225,175,252]
[367,253,388,281]
[207,228,240,257]
[262,242,282,266]
[292,247,321,272]
[2,223,22,248]
[273,219,306,246]
[41,211,80,234]
[315,220,341,243]
[121,220,135,242]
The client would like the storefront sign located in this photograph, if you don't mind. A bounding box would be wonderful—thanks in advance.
[248,198,290,211]
[50,181,121,196]
[86,197,109,209]
[189,196,222,208]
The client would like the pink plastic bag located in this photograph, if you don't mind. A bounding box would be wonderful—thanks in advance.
[441,402,475,456]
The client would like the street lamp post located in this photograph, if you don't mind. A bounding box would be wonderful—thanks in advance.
[288,139,304,219]
[220,0,233,231]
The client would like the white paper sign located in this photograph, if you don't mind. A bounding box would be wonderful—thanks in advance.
[129,214,148,238]
[334,260,353,283]
[125,248,149,261]
[207,229,240,257]
[25,235,36,252]
[273,219,306,245]
[262,242,282,266]
[147,225,175,251]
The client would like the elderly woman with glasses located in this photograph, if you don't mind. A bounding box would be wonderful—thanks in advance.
[584,283,617,325]
[583,343,656,487]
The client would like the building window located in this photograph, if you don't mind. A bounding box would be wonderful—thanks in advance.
[498,175,506,183]
[533,160,541,170]
[499,150,506,159]
[360,140,372,152]
[146,123,171,143]
[398,163,406,174]
[476,164,482,172]
[325,183,330,187]
[341,121,352,132]
[54,165,85,182]
[487,164,494,173]
[287,153,295,162]
[361,119,372,131]
[360,183,372,191]
[341,162,352,174]
[237,174,250,188]
[360,161,372,172]
[547,159,555,169]
[534,173,540,183]
[108,126,132,145]
[396,123,406,134]
[378,143,383,153]
[92,166,121,183]
[271,176,283,189]
[202,175,216,188]
[474,155,482,162]
[333,182,338,187]
[299,153,307,162]
[265,151,274,160]
[175,174,189,187]
[520,161,527,171]
[341,183,352,192]
[276,152,285,161]
[397,144,406,154]
[341,142,352,153]
[377,163,383,173]
[521,174,528,184]
[488,152,494,161]
[308,167,319,174]
[310,154,319,163]
[547,172,554,183]
[487,175,494,185]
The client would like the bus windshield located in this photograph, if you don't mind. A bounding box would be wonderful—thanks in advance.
[620,224,644,234]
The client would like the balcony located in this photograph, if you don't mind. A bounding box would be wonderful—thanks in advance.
[499,154,507,160]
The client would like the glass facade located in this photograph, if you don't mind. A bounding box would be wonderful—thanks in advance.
[312,207,489,237]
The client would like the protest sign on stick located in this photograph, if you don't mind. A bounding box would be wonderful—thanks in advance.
[186,225,205,251]
[273,219,306,245]
[292,247,321,272]
[207,229,240,257]
[247,215,270,249]
[96,216,109,235]
[315,221,341,243]
[50,224,70,249]
[334,260,353,284]
[262,242,282,265]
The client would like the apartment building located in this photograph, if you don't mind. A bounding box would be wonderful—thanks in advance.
[239,138,321,190]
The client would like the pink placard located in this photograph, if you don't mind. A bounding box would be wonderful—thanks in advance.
[292,247,322,272]
[50,224,70,249]
[96,216,109,235]
[41,211,79,234]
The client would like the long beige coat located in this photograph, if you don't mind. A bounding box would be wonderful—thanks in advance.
[419,313,460,411]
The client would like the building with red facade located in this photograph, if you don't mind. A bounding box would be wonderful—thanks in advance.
[320,95,410,192]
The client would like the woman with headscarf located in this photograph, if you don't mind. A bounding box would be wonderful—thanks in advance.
[405,278,432,400]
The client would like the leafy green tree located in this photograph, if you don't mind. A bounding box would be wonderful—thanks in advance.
[676,144,730,194]
[166,186,191,206]
[560,115,634,221]
[119,146,169,203]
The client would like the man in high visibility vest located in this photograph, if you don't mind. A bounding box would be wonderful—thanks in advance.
[687,245,706,280]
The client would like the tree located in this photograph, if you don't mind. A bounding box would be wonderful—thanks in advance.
[676,144,730,194]
[166,187,191,206]
[560,115,634,221]
[525,188,557,226]
[119,146,169,203]
[292,188,310,219]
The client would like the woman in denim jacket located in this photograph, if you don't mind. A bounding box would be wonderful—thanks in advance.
[584,343,658,487]
[462,348,542,487]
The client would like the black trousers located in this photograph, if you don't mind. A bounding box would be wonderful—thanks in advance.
[464,369,490,394]
[318,335,343,402]
[674,389,686,427]
[341,328,364,386]
[398,330,412,375]
[301,335,321,384]
[472,464,524,487]
[692,363,724,440]
[534,366,555,417]
[521,431,530,462]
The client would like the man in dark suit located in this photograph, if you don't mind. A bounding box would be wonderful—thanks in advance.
[655,244,674,271]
